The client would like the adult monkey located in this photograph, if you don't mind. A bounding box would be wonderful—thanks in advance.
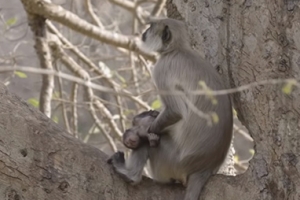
[108,17,233,200]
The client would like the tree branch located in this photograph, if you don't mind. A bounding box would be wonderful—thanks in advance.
[20,0,155,61]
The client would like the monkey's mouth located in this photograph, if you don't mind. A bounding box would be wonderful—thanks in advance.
[128,140,138,148]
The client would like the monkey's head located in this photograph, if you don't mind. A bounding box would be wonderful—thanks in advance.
[139,17,189,54]
[132,110,159,126]
[123,128,141,149]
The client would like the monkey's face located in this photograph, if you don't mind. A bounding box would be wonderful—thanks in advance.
[139,20,172,53]
[123,130,141,149]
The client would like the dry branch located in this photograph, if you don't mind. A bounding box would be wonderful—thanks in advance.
[26,13,54,117]
[20,0,155,61]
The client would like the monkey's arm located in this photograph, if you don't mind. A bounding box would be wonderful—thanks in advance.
[148,94,184,134]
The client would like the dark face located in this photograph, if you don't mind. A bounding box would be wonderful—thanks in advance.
[123,129,141,149]
[141,22,171,44]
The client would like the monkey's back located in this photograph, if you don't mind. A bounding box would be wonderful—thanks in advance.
[152,49,233,174]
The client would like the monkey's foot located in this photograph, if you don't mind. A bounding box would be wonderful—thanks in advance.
[107,151,125,164]
[107,151,136,184]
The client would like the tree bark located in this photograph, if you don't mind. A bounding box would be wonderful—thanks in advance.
[0,83,187,200]
[167,0,300,199]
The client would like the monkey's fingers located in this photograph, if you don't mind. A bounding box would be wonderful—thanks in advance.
[107,151,125,164]
[148,133,160,147]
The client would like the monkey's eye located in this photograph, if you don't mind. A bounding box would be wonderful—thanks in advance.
[161,25,171,42]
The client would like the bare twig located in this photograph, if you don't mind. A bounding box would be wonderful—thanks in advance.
[234,123,253,142]
[130,15,140,95]
[54,64,71,134]
[94,100,123,138]
[49,39,120,149]
[109,0,150,19]
[151,0,166,16]
[47,21,145,127]
[21,0,155,61]
[71,83,79,138]
[0,66,151,109]
[89,98,118,152]
[50,41,124,138]
[1,66,298,102]
[85,0,104,28]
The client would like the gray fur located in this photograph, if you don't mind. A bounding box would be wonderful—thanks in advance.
[108,18,233,200]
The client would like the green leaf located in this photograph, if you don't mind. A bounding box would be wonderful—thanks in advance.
[282,80,297,95]
[123,109,135,116]
[151,99,161,109]
[233,108,237,117]
[52,91,60,98]
[14,71,27,78]
[199,80,218,105]
[198,80,207,88]
[52,116,59,123]
[234,155,239,162]
[249,149,255,156]
[27,98,39,108]
[114,72,126,83]
[211,112,219,124]
[6,17,17,26]
[211,98,218,105]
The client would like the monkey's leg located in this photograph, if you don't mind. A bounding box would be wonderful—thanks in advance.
[183,170,212,200]
[108,146,149,184]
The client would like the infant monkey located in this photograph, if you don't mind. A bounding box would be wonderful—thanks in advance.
[123,110,160,149]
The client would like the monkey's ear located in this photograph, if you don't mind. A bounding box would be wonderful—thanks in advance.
[162,25,171,42]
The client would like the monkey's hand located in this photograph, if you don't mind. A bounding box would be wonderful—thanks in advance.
[148,133,160,147]
[148,108,182,134]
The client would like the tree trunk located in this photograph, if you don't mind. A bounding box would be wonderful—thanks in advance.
[167,0,300,199]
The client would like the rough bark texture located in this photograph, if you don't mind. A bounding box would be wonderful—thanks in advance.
[0,83,188,200]
[167,0,300,199]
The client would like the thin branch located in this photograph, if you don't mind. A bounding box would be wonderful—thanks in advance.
[85,0,104,28]
[89,99,118,152]
[234,123,253,142]
[21,0,155,61]
[0,66,151,109]
[190,79,300,96]
[47,21,146,125]
[109,0,150,19]
[151,0,166,16]
[94,100,123,138]
[50,41,124,138]
[70,83,79,138]
[54,64,71,134]
[1,66,298,102]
